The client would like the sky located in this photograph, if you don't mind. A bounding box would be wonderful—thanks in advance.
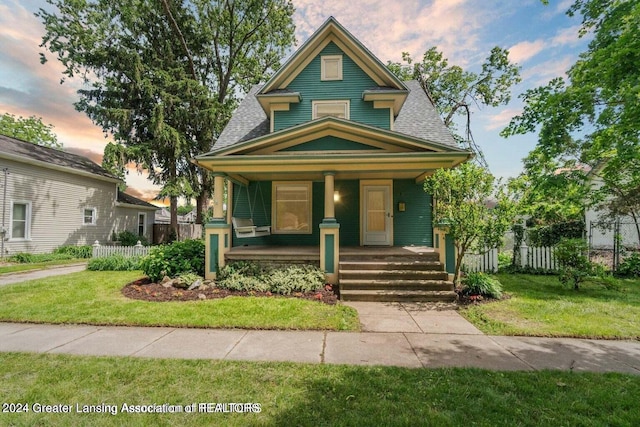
[0,0,589,203]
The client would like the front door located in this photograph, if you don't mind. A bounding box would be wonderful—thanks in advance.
[363,185,392,245]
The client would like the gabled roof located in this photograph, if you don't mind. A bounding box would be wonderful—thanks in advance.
[0,134,120,183]
[117,190,159,210]
[211,80,459,152]
[260,16,407,94]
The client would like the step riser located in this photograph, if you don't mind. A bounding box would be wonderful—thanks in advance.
[339,262,444,272]
[340,254,439,262]
[340,293,457,302]
[340,271,449,281]
[340,282,453,291]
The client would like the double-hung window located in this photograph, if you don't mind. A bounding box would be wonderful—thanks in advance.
[272,182,312,234]
[10,201,31,240]
[83,208,96,225]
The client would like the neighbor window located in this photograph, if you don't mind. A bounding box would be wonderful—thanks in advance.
[321,55,342,81]
[138,213,146,236]
[11,201,31,240]
[83,208,96,225]
[272,182,312,234]
[312,100,350,120]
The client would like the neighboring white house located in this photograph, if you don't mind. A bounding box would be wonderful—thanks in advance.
[585,163,640,249]
[154,207,198,224]
[0,134,158,254]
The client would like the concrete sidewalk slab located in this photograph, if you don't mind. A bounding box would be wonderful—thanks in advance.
[0,323,98,353]
[135,329,248,360]
[226,330,324,363]
[491,336,640,375]
[408,311,483,335]
[49,326,173,357]
[324,332,422,368]
[406,334,533,371]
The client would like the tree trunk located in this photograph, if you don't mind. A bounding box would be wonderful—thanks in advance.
[170,195,178,240]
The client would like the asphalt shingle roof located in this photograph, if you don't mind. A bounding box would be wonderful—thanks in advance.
[210,80,459,153]
[0,134,119,181]
[117,190,159,209]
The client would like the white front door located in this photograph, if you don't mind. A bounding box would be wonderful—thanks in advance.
[363,185,392,245]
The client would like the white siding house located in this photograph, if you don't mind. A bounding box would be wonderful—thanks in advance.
[0,134,158,254]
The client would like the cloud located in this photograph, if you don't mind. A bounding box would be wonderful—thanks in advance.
[485,108,523,131]
[508,40,546,64]
[124,188,162,205]
[522,55,574,85]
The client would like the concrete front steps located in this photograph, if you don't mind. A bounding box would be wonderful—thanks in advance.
[339,251,457,302]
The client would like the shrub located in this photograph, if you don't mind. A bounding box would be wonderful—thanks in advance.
[461,272,503,299]
[9,252,74,263]
[218,272,270,292]
[88,255,141,271]
[555,238,591,290]
[54,245,93,258]
[140,239,205,282]
[616,252,640,278]
[113,230,149,246]
[268,265,325,295]
[497,252,512,271]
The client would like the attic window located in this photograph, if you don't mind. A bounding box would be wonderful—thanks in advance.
[312,100,350,120]
[321,55,342,81]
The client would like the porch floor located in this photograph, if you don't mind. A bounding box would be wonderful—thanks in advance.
[225,245,437,262]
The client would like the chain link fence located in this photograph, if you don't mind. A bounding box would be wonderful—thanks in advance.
[588,220,640,271]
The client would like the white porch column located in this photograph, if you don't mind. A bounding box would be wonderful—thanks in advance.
[324,171,335,220]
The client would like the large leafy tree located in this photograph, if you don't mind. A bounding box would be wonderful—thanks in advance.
[502,0,640,234]
[0,113,61,148]
[388,47,521,165]
[424,162,517,284]
[38,0,295,228]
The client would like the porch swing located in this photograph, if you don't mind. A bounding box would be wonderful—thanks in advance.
[231,183,271,238]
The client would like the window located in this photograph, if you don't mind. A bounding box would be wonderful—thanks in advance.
[10,201,31,240]
[312,100,350,120]
[272,182,312,234]
[138,213,146,236]
[83,208,96,225]
[321,55,342,81]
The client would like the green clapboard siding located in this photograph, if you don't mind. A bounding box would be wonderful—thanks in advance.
[274,42,391,131]
[393,180,433,247]
[231,181,324,247]
[334,180,359,246]
[281,136,382,152]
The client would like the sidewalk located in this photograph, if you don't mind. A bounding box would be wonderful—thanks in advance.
[2,313,639,374]
[0,263,87,287]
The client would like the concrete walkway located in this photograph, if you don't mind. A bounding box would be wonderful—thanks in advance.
[0,263,87,286]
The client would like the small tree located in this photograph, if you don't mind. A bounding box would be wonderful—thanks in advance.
[554,238,591,290]
[425,162,517,284]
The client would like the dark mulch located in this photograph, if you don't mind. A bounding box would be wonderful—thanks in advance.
[456,289,512,306]
[122,278,338,305]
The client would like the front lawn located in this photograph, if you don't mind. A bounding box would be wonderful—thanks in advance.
[0,271,359,331]
[461,274,640,339]
[1,352,638,426]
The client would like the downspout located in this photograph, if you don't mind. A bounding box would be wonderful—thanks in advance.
[1,168,8,258]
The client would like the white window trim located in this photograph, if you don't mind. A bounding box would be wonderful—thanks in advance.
[321,55,343,81]
[9,200,32,241]
[312,100,350,120]
[83,207,97,226]
[138,212,147,237]
[272,181,313,235]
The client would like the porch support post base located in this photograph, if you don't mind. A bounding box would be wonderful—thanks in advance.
[320,222,340,284]
[204,223,231,280]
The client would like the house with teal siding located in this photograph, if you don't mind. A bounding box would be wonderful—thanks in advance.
[196,17,471,299]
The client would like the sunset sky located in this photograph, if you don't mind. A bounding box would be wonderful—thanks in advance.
[0,0,588,203]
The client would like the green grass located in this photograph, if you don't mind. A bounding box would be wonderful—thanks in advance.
[1,352,638,426]
[0,271,359,331]
[461,274,640,339]
[0,259,86,274]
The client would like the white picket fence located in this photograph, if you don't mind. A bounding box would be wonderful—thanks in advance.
[462,245,557,273]
[92,241,150,258]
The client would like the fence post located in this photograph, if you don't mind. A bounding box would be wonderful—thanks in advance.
[519,242,528,268]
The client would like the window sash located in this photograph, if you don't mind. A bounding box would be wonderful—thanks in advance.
[11,202,30,239]
[83,208,96,225]
[272,182,312,234]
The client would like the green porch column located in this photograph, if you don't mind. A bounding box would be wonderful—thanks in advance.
[204,175,231,280]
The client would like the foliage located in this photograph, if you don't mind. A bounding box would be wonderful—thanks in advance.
[461,272,503,299]
[497,252,512,271]
[53,245,93,259]
[113,230,149,246]
[616,252,640,278]
[511,223,525,266]
[177,204,195,216]
[387,47,520,164]
[526,220,585,247]
[0,112,61,148]
[555,238,592,290]
[140,239,205,281]
[502,0,640,229]
[38,0,295,226]
[217,263,325,295]
[87,255,141,271]
[9,252,74,263]
[424,162,518,284]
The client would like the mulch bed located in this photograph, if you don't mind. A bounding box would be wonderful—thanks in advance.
[455,289,511,306]
[122,278,338,305]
